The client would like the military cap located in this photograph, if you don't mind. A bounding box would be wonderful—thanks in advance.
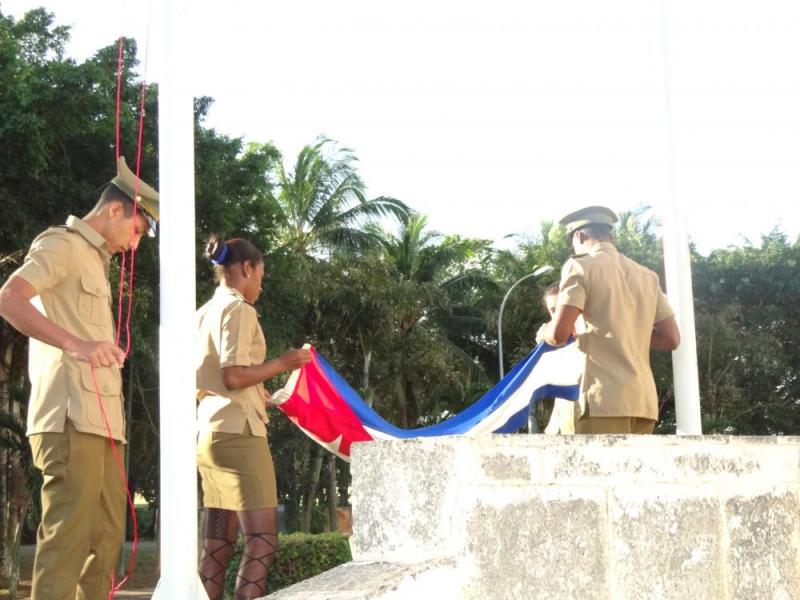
[110,156,159,235]
[559,205,618,236]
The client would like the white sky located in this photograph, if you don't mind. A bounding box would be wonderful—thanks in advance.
[5,0,800,254]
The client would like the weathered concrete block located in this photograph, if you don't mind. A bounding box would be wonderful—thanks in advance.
[609,485,725,599]
[464,490,608,600]
[265,559,461,600]
[274,435,800,600]
[726,488,800,600]
[350,438,459,561]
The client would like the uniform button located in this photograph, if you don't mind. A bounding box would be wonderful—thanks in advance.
[102,385,109,393]
[96,287,101,294]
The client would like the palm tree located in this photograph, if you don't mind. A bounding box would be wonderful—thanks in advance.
[368,213,495,286]
[367,213,498,425]
[272,137,409,262]
[270,140,409,518]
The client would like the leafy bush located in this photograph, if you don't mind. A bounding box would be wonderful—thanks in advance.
[224,532,352,596]
[127,504,157,541]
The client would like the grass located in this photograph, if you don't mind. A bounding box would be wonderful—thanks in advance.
[0,540,160,600]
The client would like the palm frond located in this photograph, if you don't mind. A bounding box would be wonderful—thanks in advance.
[318,227,384,254]
[334,196,410,227]
[441,269,500,293]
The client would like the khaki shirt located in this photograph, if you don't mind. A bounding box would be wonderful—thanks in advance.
[196,285,268,437]
[558,242,674,420]
[12,216,125,441]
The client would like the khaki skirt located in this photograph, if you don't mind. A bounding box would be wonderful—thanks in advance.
[196,430,278,511]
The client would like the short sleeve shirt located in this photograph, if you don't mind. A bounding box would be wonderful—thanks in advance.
[195,285,268,436]
[557,242,674,420]
[11,216,126,440]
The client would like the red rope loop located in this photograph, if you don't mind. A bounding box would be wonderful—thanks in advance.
[99,22,152,596]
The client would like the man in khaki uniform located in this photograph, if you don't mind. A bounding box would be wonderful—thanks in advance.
[0,157,159,599]
[539,206,680,434]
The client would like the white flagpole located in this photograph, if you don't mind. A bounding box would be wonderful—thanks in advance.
[152,0,205,596]
[658,0,703,435]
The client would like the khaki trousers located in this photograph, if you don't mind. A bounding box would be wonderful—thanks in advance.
[575,413,656,434]
[29,421,126,600]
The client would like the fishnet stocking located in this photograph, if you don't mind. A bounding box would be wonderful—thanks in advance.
[234,508,278,599]
[199,508,238,600]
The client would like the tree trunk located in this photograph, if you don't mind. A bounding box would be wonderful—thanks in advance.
[404,378,419,427]
[2,350,25,585]
[0,340,11,580]
[0,426,8,580]
[301,449,323,532]
[326,454,337,532]
[4,463,26,589]
[7,497,30,600]
[362,347,373,407]
[0,446,6,584]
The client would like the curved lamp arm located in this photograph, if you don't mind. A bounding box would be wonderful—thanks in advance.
[497,265,554,379]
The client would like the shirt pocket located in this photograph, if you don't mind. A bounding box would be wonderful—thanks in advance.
[76,364,123,429]
[77,274,112,325]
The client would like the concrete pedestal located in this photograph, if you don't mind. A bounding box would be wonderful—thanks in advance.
[268,435,800,599]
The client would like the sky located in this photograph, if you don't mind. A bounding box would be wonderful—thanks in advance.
[4,0,800,255]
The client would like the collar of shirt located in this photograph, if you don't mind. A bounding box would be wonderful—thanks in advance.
[65,215,111,260]
[215,284,247,304]
[587,241,618,257]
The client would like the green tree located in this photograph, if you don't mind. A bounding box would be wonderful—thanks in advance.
[487,221,568,374]
[0,7,296,550]
[272,138,409,263]
[357,214,496,424]
[692,230,800,434]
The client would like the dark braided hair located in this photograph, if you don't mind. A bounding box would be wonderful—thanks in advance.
[542,282,560,309]
[204,234,263,282]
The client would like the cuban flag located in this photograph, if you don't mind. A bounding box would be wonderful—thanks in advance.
[270,342,582,460]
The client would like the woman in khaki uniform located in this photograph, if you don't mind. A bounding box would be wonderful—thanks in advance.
[196,234,311,600]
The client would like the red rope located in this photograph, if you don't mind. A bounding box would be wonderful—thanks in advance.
[99,22,152,596]
[117,20,151,357]
[122,34,151,357]
[90,365,140,596]
[114,37,124,162]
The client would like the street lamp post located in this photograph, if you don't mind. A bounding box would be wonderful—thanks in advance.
[497,265,555,379]
[497,265,555,434]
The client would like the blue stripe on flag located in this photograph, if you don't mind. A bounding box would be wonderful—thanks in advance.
[316,342,580,438]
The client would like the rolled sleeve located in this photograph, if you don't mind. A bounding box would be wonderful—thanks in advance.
[219,304,257,368]
[12,233,72,294]
[557,259,587,311]
[654,289,674,323]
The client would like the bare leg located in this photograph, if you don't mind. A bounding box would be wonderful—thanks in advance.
[199,508,239,600]
[234,507,278,599]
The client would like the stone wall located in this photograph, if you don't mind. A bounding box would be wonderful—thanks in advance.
[268,435,800,599]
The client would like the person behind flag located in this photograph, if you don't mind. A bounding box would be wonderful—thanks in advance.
[0,157,158,599]
[195,234,311,600]
[536,283,578,434]
[538,206,680,434]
